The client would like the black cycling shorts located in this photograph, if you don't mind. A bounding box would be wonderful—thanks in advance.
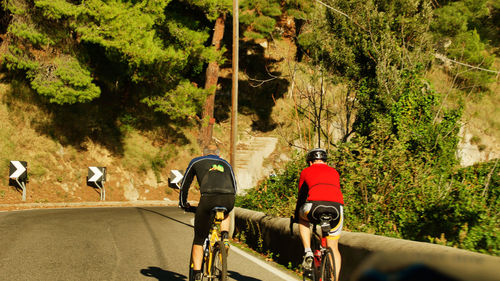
[299,201,343,238]
[193,193,235,245]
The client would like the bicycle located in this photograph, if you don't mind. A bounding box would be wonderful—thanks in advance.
[302,213,337,281]
[189,206,229,281]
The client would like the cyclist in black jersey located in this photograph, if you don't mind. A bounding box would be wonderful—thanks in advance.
[179,142,237,281]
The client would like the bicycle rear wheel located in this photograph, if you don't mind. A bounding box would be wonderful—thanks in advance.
[209,241,227,281]
[320,248,336,281]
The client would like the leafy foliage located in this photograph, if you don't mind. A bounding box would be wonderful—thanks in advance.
[1,0,222,120]
[29,55,101,104]
[444,30,496,91]
[237,149,499,256]
[236,152,305,217]
[141,80,208,120]
[240,0,280,39]
[184,0,231,21]
[238,0,498,257]
[431,0,497,91]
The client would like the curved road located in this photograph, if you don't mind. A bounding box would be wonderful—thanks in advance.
[0,206,299,281]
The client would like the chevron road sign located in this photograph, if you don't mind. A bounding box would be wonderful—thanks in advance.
[9,161,27,180]
[87,167,106,201]
[88,167,106,183]
[9,161,28,201]
[169,169,183,188]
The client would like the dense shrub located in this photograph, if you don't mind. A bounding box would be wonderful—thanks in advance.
[236,152,499,256]
[236,152,305,217]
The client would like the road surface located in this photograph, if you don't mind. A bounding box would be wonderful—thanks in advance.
[0,206,300,281]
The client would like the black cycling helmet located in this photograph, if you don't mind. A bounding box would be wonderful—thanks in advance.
[306,148,327,163]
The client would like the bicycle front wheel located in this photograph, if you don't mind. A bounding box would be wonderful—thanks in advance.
[209,241,227,281]
[320,248,336,281]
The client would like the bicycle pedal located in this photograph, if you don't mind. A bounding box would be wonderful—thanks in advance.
[302,255,314,271]
[304,270,313,277]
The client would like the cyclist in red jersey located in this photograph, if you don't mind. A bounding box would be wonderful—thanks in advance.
[294,148,344,279]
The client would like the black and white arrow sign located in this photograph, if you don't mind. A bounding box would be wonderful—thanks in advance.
[168,169,184,189]
[170,170,184,185]
[88,167,106,182]
[9,161,27,180]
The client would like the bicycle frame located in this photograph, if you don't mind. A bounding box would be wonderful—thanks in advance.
[311,233,328,269]
[304,214,337,281]
[204,209,225,278]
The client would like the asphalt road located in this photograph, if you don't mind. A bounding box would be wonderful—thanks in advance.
[0,206,299,281]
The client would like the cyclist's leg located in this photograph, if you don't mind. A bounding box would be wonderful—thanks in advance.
[218,194,235,233]
[299,202,315,272]
[326,204,343,280]
[298,202,313,250]
[212,194,235,238]
[326,238,340,280]
[191,245,204,270]
[192,196,212,271]
[298,217,311,249]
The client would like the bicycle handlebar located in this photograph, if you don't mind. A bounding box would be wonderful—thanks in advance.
[179,202,197,213]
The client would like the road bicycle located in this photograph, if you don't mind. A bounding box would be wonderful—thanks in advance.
[302,213,337,281]
[190,206,228,281]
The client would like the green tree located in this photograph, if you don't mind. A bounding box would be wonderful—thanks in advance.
[237,0,500,258]
[1,0,224,121]
[431,0,497,92]
[240,0,282,40]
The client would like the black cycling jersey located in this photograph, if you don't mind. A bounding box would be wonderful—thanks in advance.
[179,154,237,208]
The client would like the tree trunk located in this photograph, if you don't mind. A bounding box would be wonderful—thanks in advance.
[199,13,226,147]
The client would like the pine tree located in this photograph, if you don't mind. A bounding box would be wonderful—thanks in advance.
[1,0,223,121]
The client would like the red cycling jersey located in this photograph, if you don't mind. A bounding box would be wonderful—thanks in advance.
[298,163,344,204]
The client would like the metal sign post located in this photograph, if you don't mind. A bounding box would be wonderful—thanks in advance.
[87,167,106,201]
[9,161,28,201]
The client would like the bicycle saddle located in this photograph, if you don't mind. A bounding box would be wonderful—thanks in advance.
[212,207,228,221]
[319,213,334,232]
[211,207,228,213]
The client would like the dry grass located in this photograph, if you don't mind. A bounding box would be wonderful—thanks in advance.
[0,78,199,204]
[122,131,161,172]
[0,80,58,179]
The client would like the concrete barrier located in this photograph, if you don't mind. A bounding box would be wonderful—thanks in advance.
[233,207,500,281]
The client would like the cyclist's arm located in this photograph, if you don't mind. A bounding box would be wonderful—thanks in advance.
[228,165,238,194]
[294,172,309,221]
[179,161,196,208]
[220,158,238,194]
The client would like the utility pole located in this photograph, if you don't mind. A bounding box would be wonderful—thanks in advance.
[229,0,238,239]
[230,0,238,168]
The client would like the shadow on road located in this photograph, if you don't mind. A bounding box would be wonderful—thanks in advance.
[140,266,187,281]
[140,268,262,281]
[229,270,262,281]
[137,207,194,228]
